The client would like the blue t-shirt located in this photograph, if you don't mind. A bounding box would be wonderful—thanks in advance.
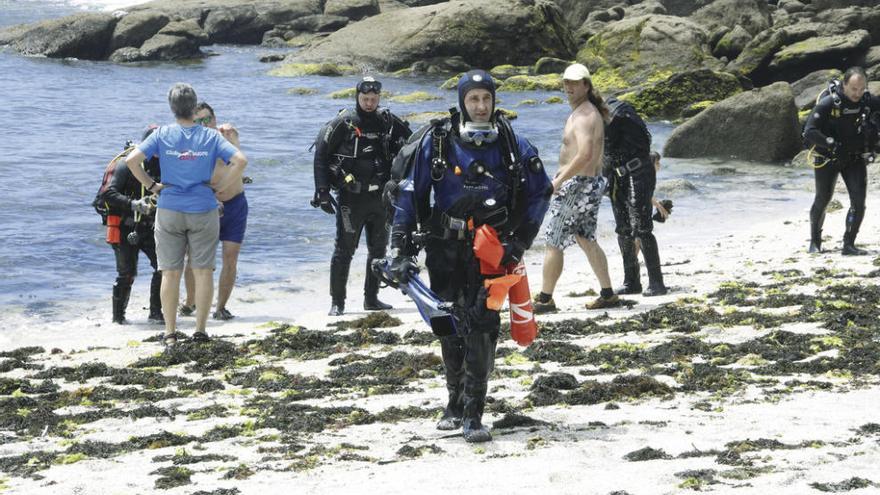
[138,124,238,213]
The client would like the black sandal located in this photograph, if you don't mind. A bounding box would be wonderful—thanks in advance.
[191,331,210,343]
[162,334,178,346]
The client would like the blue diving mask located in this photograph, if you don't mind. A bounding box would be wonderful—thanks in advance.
[458,121,499,146]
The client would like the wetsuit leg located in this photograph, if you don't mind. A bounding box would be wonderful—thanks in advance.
[629,165,666,295]
[112,233,138,324]
[140,231,162,320]
[610,175,640,293]
[840,156,867,248]
[330,191,367,307]
[810,161,840,251]
[427,241,467,425]
[362,195,390,303]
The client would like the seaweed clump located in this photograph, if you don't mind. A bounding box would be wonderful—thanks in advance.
[529,374,672,407]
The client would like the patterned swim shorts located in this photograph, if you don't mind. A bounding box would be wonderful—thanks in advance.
[543,175,607,249]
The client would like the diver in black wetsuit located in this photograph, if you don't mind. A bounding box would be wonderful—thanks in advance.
[803,66,880,255]
[102,126,162,324]
[312,77,412,315]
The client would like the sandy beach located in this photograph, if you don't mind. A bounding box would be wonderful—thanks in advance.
[2,180,880,495]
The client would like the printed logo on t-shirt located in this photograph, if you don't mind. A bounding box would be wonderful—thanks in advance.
[166,150,209,161]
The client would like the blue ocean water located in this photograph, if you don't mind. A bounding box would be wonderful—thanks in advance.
[0,0,815,319]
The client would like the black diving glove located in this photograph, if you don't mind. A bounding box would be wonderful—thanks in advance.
[312,188,335,215]
[389,256,419,284]
[501,239,527,266]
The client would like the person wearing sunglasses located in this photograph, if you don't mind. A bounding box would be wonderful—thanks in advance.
[312,76,412,316]
[178,102,247,322]
[122,83,247,345]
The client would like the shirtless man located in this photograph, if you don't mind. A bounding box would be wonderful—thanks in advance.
[180,102,248,320]
[533,64,618,312]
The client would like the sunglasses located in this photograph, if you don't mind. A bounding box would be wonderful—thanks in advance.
[194,116,213,125]
[357,80,382,94]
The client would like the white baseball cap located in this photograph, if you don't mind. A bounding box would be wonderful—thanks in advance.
[562,63,591,81]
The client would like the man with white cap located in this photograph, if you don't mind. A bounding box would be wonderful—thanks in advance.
[534,63,618,312]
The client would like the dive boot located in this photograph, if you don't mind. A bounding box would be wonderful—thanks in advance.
[148,308,164,324]
[328,301,345,316]
[462,418,492,443]
[436,411,462,431]
[842,239,867,256]
[842,218,867,255]
[808,227,823,253]
[640,234,668,296]
[148,271,163,323]
[112,284,131,325]
[363,297,392,311]
[363,258,391,310]
[615,235,642,294]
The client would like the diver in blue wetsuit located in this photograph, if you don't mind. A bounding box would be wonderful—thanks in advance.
[389,70,552,442]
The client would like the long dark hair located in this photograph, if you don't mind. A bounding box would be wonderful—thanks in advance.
[586,80,610,121]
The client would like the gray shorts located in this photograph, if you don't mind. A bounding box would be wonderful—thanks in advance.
[544,175,607,249]
[155,208,219,271]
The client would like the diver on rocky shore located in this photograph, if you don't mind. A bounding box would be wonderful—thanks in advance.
[804,66,880,255]
[312,77,412,316]
[388,70,551,442]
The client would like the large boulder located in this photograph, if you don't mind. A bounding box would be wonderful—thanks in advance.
[550,0,628,30]
[620,69,742,119]
[812,0,880,11]
[109,32,203,62]
[767,30,872,82]
[815,7,880,43]
[260,0,325,24]
[286,14,349,32]
[288,0,576,71]
[713,24,751,60]
[324,0,380,20]
[663,82,801,163]
[577,15,716,92]
[202,5,267,44]
[690,0,772,37]
[6,12,117,59]
[659,0,713,17]
[864,46,880,70]
[109,12,169,51]
[139,33,203,60]
[790,68,842,110]
[726,22,834,84]
[158,19,209,43]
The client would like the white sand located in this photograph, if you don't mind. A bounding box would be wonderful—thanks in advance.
[2,187,880,495]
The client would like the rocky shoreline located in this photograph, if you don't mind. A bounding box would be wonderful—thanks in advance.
[1,0,879,159]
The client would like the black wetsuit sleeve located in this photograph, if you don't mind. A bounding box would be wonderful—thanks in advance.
[313,115,349,191]
[803,96,834,153]
[389,114,413,156]
[103,164,134,212]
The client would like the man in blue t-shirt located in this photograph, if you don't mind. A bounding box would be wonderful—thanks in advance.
[124,83,247,345]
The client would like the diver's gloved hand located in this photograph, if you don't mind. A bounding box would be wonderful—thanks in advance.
[313,188,335,215]
[390,256,419,284]
[501,239,527,266]
[131,198,155,215]
[825,137,841,158]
